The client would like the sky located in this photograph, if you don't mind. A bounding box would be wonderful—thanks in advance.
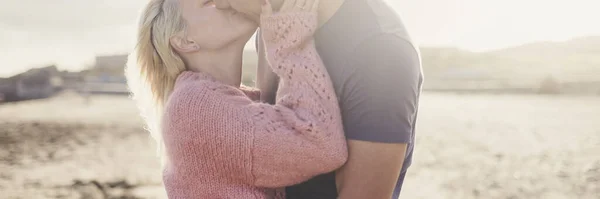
[1,0,599,77]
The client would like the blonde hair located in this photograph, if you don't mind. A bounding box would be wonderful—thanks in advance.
[125,0,187,165]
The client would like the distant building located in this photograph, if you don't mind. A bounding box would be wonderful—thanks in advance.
[92,55,128,75]
[0,76,18,101]
[59,70,86,91]
[0,65,61,102]
[84,54,129,94]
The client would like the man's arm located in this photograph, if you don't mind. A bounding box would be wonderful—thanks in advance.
[336,141,407,199]
[336,34,422,199]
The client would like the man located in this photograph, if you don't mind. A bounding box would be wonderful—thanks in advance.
[215,0,423,198]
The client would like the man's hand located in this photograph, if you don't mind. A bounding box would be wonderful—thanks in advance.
[336,140,407,199]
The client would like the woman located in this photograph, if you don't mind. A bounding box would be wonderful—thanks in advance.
[125,0,347,198]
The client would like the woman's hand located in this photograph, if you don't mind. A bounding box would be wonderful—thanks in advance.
[261,0,319,16]
[259,0,319,46]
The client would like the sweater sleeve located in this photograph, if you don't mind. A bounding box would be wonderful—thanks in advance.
[169,73,346,188]
[242,12,347,188]
[167,12,347,189]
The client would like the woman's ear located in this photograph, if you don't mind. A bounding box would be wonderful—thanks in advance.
[170,33,199,53]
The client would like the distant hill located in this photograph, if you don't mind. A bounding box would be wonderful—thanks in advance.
[421,36,600,82]
[488,36,600,57]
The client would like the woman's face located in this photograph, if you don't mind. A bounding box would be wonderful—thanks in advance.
[179,0,257,49]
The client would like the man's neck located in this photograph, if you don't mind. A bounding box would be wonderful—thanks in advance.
[317,0,345,28]
[184,45,244,87]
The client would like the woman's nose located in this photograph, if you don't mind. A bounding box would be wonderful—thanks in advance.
[214,0,231,9]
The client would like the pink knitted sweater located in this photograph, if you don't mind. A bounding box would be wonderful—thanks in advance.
[161,12,348,199]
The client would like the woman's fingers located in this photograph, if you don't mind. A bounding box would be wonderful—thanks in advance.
[276,0,318,12]
[261,0,273,16]
[303,0,314,11]
[311,0,319,12]
[293,0,306,11]
[280,0,296,12]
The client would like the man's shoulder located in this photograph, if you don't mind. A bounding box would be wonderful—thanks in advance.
[357,0,419,55]
[363,0,413,40]
[349,33,421,76]
[315,0,417,58]
[343,0,414,42]
[354,34,419,57]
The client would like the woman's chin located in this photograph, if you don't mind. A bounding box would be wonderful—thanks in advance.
[238,24,259,41]
[236,31,257,47]
[232,10,259,28]
[235,11,260,24]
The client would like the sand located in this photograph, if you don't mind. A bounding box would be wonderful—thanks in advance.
[1,91,599,199]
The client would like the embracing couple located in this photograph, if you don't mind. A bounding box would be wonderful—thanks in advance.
[126,0,423,198]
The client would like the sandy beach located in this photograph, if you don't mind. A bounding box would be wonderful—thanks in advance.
[1,91,599,199]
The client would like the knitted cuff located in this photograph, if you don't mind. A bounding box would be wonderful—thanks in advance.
[260,12,318,47]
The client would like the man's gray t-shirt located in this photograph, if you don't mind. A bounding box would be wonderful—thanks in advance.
[258,0,423,198]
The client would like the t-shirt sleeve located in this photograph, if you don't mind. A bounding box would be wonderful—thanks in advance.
[341,34,422,143]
